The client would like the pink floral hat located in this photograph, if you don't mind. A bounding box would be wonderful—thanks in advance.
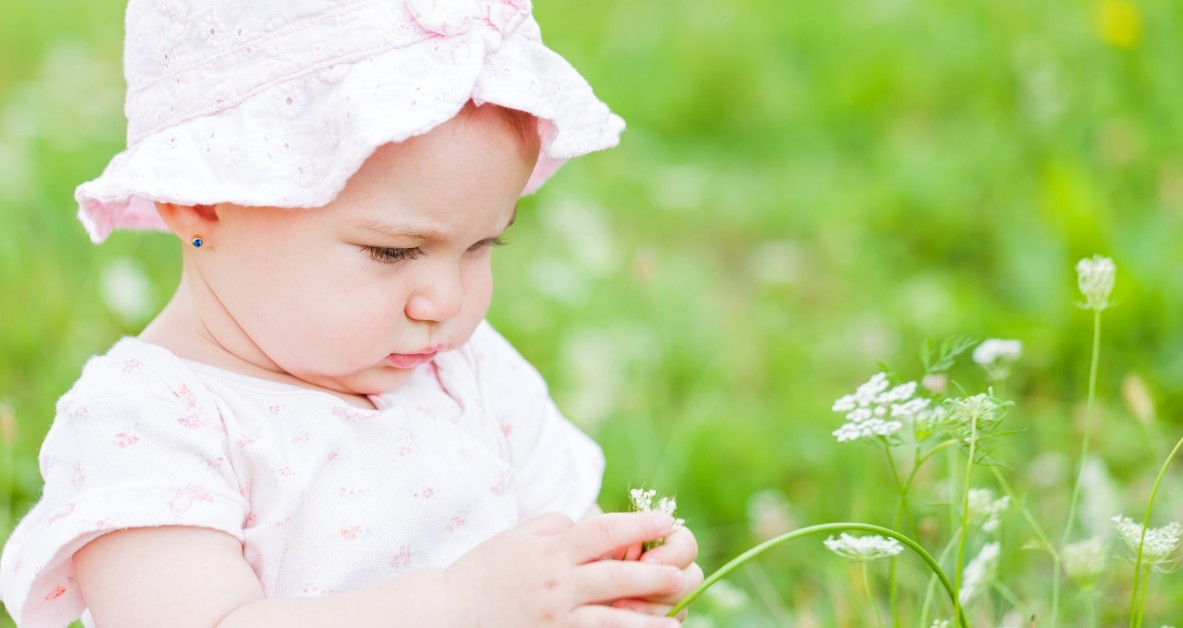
[76,0,625,243]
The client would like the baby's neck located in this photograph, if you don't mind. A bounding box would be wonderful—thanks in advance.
[140,277,380,411]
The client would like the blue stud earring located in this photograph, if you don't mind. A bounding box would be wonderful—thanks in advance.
[191,236,204,248]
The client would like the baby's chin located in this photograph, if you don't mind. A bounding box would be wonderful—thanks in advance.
[298,364,422,401]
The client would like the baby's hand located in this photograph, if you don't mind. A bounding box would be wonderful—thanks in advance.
[612,526,703,621]
[443,511,685,627]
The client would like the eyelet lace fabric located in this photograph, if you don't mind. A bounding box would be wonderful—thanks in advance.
[77,0,624,243]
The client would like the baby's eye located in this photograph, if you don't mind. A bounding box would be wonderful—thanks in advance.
[469,236,507,252]
[363,246,425,263]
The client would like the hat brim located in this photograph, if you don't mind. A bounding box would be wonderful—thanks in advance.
[76,17,624,243]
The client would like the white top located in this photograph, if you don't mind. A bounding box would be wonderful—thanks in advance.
[0,321,604,627]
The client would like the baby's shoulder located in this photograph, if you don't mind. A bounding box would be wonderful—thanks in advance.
[60,337,205,410]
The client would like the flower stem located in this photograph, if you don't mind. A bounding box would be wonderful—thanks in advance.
[666,522,968,628]
[864,562,884,628]
[991,579,1030,616]
[1134,566,1151,628]
[1129,431,1183,627]
[989,466,1058,560]
[919,535,959,627]
[1059,309,1103,627]
[884,446,915,534]
[954,413,978,624]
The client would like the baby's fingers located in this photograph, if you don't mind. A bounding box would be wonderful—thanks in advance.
[563,512,673,562]
[640,527,698,567]
[570,605,680,628]
[636,562,704,606]
[576,560,684,605]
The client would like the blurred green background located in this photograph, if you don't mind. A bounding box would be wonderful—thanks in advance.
[3,0,1182,625]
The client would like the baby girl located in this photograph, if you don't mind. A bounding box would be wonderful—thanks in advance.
[0,1,701,626]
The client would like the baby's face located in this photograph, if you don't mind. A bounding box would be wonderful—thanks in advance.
[199,106,539,396]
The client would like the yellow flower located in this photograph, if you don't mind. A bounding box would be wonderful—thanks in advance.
[1095,0,1142,49]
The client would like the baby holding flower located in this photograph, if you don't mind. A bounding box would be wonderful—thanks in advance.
[0,1,701,625]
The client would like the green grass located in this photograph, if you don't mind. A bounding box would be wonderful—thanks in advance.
[4,0,1183,625]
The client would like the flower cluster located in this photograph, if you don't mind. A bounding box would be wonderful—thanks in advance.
[831,373,931,443]
[1062,537,1107,589]
[967,488,1010,534]
[958,542,1000,606]
[1076,255,1116,312]
[972,338,1022,381]
[942,392,1010,452]
[629,488,685,550]
[1112,515,1182,571]
[823,533,904,562]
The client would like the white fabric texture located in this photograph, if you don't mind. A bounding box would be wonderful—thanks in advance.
[0,321,604,627]
[76,0,625,242]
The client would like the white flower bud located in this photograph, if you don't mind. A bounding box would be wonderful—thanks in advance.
[973,339,1023,381]
[1075,255,1116,311]
[1062,537,1106,589]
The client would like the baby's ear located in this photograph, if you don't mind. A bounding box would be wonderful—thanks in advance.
[154,202,221,237]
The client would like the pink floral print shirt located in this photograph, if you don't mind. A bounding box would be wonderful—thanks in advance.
[0,321,604,627]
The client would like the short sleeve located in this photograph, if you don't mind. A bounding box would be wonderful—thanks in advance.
[0,343,248,628]
[464,322,605,522]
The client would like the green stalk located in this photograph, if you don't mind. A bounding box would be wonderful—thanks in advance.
[953,411,978,624]
[666,522,968,628]
[1129,432,1183,627]
[886,445,908,628]
[864,562,884,628]
[884,446,914,533]
[989,466,1058,560]
[1059,309,1103,627]
[1134,566,1151,628]
[991,580,1029,616]
[886,439,958,628]
[888,555,900,628]
[919,535,960,627]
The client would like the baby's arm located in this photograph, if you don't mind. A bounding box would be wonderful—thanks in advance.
[74,511,684,628]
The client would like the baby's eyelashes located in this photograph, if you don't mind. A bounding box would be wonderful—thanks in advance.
[469,236,508,252]
[362,245,425,264]
[362,236,505,264]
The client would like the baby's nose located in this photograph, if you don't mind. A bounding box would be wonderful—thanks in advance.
[405,267,464,323]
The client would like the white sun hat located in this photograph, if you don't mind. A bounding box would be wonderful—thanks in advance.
[75,0,625,243]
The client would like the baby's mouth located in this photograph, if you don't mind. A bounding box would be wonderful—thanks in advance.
[384,350,438,369]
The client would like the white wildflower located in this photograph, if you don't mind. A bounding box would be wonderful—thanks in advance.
[823,533,904,562]
[1076,255,1116,311]
[832,373,929,443]
[967,488,1010,534]
[944,392,1009,445]
[931,621,952,628]
[629,488,683,523]
[973,339,1023,381]
[1062,537,1106,589]
[629,488,686,548]
[1112,515,1182,570]
[959,542,1000,605]
[99,257,154,325]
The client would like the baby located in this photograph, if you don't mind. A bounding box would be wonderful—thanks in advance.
[0,1,701,626]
